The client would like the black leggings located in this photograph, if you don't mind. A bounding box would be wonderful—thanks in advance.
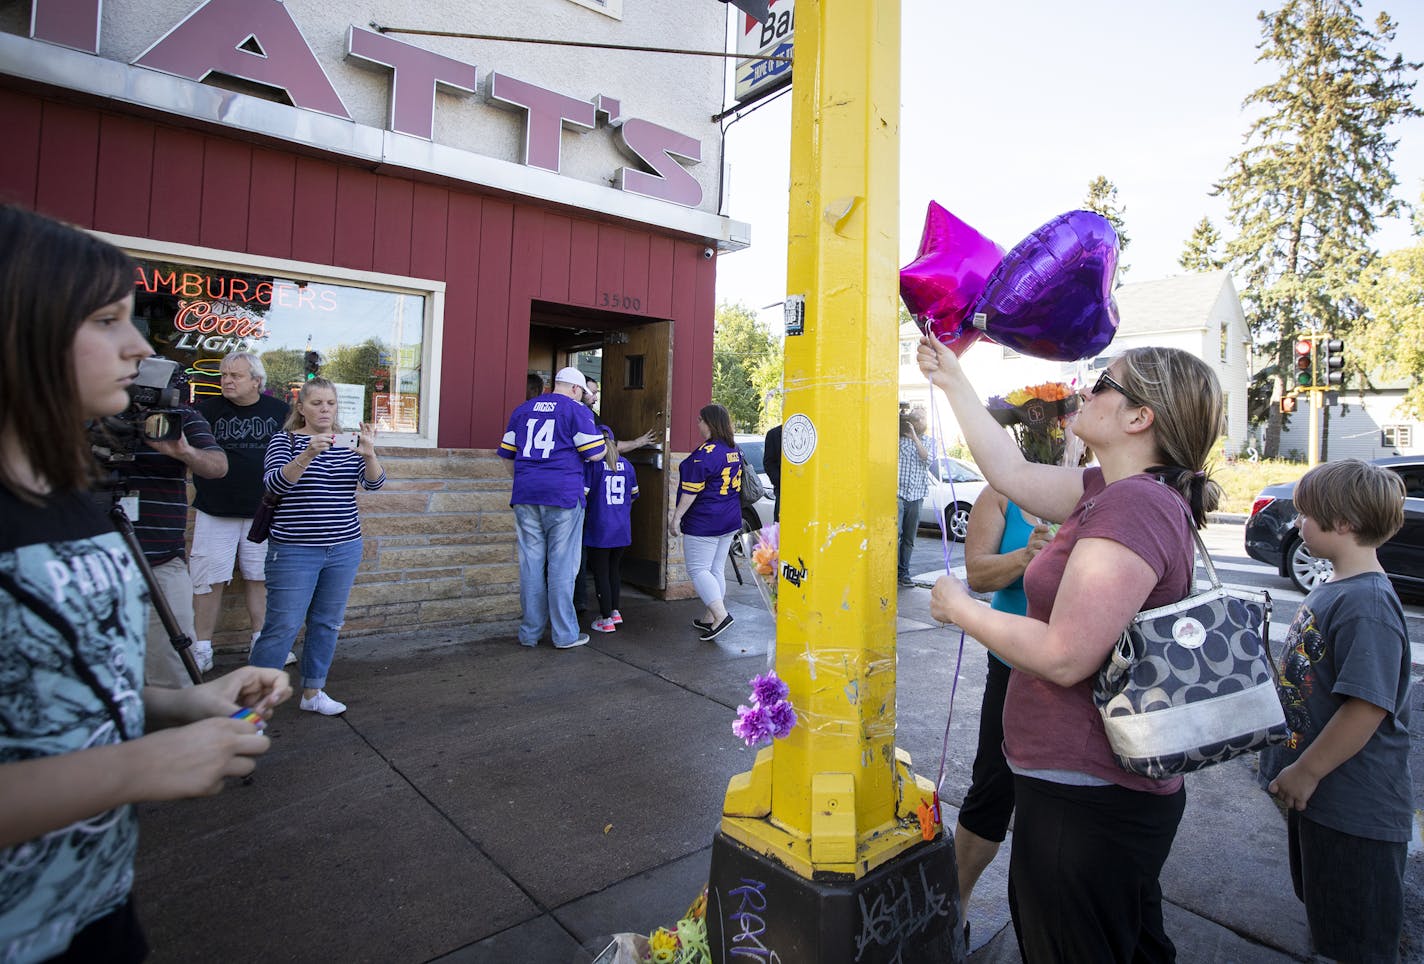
[1008,775,1186,963]
[958,654,1015,842]
[586,546,625,618]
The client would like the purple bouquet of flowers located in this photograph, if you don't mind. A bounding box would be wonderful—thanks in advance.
[732,671,797,746]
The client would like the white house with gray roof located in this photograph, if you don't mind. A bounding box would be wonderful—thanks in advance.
[900,270,1251,457]
[1276,378,1422,460]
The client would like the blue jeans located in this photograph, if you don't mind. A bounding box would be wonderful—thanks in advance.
[514,503,585,646]
[897,496,922,580]
[250,538,362,690]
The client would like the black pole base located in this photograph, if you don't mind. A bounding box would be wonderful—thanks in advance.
[706,829,964,963]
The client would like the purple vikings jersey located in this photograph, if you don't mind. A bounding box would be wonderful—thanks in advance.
[584,458,640,548]
[500,393,606,508]
[677,441,743,536]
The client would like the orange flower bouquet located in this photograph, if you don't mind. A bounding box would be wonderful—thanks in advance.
[739,522,779,616]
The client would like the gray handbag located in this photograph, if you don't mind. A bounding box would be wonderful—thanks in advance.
[737,447,766,507]
[1092,520,1288,779]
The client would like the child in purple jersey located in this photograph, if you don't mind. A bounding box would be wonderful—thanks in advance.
[584,427,640,633]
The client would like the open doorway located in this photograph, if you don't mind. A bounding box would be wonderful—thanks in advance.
[528,301,672,590]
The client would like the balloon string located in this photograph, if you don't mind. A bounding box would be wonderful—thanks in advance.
[924,366,967,823]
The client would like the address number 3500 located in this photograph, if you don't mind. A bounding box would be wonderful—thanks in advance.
[599,292,642,311]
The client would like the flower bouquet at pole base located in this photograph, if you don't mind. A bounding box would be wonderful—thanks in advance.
[588,888,709,964]
[738,522,779,618]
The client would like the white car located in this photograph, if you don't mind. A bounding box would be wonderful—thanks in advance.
[733,437,985,544]
[916,456,989,542]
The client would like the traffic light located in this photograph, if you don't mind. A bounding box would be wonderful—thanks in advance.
[303,350,322,380]
[1280,394,1298,414]
[1319,338,1344,387]
[1293,338,1315,389]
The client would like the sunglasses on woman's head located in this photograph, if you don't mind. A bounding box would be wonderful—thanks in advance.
[1091,371,1145,408]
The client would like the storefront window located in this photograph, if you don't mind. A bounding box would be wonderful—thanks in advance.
[131,259,428,435]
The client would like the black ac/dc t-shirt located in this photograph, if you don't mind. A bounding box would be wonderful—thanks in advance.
[193,394,290,518]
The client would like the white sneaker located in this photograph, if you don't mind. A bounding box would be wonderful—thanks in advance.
[555,634,590,649]
[285,651,298,666]
[192,641,213,674]
[299,690,346,715]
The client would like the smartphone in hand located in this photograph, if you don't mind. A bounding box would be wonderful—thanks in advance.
[329,431,360,449]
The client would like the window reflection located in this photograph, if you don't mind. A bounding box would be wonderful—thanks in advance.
[131,260,426,433]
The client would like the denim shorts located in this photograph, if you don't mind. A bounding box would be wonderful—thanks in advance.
[1288,811,1406,963]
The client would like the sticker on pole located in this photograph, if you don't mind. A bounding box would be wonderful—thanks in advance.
[782,413,816,465]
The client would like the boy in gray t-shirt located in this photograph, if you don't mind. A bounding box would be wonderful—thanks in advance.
[1258,459,1412,963]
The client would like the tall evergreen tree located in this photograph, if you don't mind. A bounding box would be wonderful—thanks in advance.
[1083,176,1132,276]
[1178,217,1228,272]
[1213,0,1418,457]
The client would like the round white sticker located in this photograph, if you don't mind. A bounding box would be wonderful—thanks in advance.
[782,413,817,465]
[1172,616,1206,649]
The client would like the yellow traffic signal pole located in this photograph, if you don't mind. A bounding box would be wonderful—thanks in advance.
[707,1,961,959]
[1307,388,1321,467]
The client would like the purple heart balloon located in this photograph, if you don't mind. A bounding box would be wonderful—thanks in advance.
[899,201,1002,356]
[971,210,1121,362]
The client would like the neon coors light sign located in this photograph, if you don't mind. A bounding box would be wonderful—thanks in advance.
[27,0,705,208]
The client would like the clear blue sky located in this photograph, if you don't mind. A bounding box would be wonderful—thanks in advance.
[714,0,1424,326]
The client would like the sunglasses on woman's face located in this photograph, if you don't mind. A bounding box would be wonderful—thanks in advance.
[1091,370,1145,408]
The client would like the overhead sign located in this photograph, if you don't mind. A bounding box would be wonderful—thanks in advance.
[734,0,794,103]
[25,0,706,208]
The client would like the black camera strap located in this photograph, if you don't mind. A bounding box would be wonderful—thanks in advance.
[0,570,135,743]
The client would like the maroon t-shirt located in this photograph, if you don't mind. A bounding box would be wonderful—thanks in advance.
[1004,468,1195,794]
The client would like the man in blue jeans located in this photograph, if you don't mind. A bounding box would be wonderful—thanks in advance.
[500,368,607,648]
[896,407,929,586]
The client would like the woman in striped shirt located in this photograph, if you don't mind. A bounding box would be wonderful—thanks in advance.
[249,378,385,715]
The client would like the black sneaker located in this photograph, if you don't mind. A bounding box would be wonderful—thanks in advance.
[693,618,713,631]
[699,613,734,641]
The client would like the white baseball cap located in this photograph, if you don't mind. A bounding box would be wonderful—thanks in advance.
[554,367,588,392]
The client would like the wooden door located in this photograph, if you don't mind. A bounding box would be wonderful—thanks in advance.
[599,320,672,589]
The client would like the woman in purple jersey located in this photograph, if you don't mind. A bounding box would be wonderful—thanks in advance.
[249,378,385,716]
[584,426,639,633]
[673,404,743,641]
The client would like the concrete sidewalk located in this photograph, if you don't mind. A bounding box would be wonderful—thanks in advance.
[131,566,1421,962]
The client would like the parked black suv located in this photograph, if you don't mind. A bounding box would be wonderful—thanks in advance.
[1244,456,1424,597]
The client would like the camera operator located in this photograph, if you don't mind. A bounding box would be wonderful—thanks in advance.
[127,377,228,682]
[0,205,291,962]
[191,352,293,671]
[896,406,930,587]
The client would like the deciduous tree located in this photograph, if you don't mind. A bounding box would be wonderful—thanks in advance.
[1352,205,1424,418]
[713,302,782,432]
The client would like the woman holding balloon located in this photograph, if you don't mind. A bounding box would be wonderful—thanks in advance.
[919,338,1221,962]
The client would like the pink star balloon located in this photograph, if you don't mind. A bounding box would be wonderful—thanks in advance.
[899,202,1003,356]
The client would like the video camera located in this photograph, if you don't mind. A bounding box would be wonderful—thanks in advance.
[89,356,189,470]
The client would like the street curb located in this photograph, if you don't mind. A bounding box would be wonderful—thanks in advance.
[1207,512,1248,525]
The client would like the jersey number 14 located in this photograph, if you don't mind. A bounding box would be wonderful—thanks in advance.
[522,419,555,458]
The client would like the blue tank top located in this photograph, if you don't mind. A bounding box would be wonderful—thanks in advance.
[988,499,1035,666]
